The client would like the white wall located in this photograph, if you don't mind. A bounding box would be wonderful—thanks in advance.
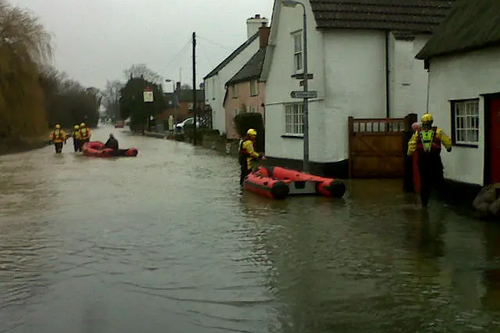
[204,37,260,134]
[321,30,387,163]
[389,34,430,119]
[264,0,326,162]
[428,46,500,185]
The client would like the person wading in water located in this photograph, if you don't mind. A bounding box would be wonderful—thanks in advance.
[238,128,265,185]
[407,113,452,207]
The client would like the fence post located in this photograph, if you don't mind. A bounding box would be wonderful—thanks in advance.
[403,113,418,192]
[348,116,354,179]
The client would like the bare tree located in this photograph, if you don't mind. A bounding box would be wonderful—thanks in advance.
[102,80,123,118]
[124,64,162,84]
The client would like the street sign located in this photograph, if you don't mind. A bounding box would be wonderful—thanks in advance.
[292,73,314,80]
[143,87,154,103]
[291,90,318,99]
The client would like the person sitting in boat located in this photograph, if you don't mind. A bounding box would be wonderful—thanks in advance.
[104,133,119,151]
[239,128,265,185]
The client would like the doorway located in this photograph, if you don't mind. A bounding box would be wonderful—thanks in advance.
[487,97,500,184]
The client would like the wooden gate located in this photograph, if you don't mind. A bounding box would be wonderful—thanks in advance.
[348,116,406,178]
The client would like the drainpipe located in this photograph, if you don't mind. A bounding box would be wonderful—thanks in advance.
[385,31,391,118]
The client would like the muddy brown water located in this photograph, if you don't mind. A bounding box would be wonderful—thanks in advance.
[1,126,500,333]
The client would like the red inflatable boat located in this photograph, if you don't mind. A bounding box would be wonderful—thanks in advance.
[245,166,346,198]
[243,172,291,200]
[82,141,138,158]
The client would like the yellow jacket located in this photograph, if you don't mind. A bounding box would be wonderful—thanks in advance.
[79,127,91,140]
[50,129,67,143]
[239,139,261,170]
[71,130,81,140]
[407,127,452,156]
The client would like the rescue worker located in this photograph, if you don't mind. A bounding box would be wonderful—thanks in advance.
[49,124,67,154]
[71,125,81,152]
[78,123,91,151]
[239,128,265,185]
[407,113,452,207]
[104,133,119,151]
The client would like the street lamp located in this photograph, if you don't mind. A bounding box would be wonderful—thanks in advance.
[282,0,310,173]
[165,79,178,132]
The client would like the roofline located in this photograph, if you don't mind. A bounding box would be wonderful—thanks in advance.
[416,41,500,61]
[203,32,260,80]
[226,74,261,88]
[260,0,280,82]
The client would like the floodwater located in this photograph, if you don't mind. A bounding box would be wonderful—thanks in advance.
[1,126,500,333]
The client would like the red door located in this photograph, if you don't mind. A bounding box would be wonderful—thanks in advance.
[490,99,500,183]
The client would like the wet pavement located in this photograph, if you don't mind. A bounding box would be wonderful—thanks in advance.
[1,125,500,332]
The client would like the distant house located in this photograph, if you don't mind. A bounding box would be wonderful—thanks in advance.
[204,14,268,135]
[260,0,455,176]
[416,0,500,190]
[223,25,270,140]
[157,82,205,125]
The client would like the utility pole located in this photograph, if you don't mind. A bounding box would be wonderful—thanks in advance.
[302,7,309,173]
[192,32,197,145]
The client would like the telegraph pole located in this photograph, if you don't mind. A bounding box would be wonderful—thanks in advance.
[192,32,197,145]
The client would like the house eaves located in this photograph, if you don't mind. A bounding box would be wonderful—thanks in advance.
[416,0,500,60]
[203,32,260,80]
[226,47,266,87]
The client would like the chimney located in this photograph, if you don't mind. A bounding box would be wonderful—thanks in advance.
[246,14,268,39]
[259,22,270,49]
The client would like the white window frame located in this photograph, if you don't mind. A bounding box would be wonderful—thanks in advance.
[452,99,480,146]
[249,80,259,96]
[293,31,303,73]
[231,85,238,99]
[233,109,241,118]
[249,106,257,113]
[284,103,304,136]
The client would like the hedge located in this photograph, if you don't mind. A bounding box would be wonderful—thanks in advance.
[234,113,265,152]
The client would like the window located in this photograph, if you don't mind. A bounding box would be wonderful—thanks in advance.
[284,103,304,135]
[231,85,238,98]
[249,106,257,113]
[250,80,259,96]
[212,78,216,99]
[293,31,303,72]
[233,109,241,118]
[451,99,480,146]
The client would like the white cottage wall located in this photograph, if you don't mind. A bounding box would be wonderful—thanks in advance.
[321,30,387,162]
[264,0,326,161]
[204,37,260,134]
[428,46,500,185]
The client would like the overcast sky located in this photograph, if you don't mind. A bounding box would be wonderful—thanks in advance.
[8,0,274,91]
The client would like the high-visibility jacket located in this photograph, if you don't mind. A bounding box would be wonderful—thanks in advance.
[50,129,67,143]
[407,126,452,156]
[79,127,91,140]
[71,130,81,140]
[239,138,261,170]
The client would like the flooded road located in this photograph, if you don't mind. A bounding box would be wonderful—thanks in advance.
[1,126,500,332]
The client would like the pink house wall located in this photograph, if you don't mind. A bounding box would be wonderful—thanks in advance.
[224,81,266,139]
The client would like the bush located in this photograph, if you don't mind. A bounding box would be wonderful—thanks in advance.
[234,113,265,152]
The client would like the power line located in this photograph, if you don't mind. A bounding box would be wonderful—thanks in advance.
[159,38,192,77]
[197,35,234,52]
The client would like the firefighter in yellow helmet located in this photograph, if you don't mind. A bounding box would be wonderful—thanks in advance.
[71,125,81,152]
[78,122,92,150]
[239,128,266,185]
[49,124,67,154]
[407,113,452,207]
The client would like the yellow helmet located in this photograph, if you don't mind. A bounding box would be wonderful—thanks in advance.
[247,128,257,136]
[55,124,61,129]
[80,123,86,127]
[74,125,79,130]
[421,113,433,123]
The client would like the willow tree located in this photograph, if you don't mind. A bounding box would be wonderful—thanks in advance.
[0,0,52,138]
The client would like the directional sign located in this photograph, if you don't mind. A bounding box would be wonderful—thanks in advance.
[291,90,318,99]
[292,73,314,80]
